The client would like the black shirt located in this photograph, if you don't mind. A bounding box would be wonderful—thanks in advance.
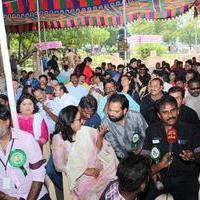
[140,92,169,125]
[143,121,200,178]
[178,104,200,126]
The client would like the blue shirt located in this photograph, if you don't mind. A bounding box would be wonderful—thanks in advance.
[84,113,101,129]
[97,92,140,119]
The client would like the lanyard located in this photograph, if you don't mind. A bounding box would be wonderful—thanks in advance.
[0,139,14,171]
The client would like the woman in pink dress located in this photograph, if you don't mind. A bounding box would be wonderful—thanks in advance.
[17,94,48,146]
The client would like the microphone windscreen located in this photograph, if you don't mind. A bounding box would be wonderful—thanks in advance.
[167,128,178,144]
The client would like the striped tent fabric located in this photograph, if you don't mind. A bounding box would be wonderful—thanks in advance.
[3,0,197,33]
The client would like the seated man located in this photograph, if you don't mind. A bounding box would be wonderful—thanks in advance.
[79,94,101,129]
[0,104,48,199]
[100,154,150,200]
[102,93,147,159]
[98,79,140,119]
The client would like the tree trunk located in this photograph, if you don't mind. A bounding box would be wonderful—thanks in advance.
[18,34,22,62]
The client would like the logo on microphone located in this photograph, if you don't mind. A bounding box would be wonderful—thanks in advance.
[167,128,178,144]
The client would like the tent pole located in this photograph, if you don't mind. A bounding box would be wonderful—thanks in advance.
[0,0,19,129]
[36,0,43,73]
[122,0,127,66]
[43,22,48,58]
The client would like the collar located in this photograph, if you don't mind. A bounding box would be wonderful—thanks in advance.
[11,128,20,139]
[11,127,31,140]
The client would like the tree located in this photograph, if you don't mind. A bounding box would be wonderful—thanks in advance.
[8,32,38,66]
[104,27,119,53]
[178,13,200,49]
[128,19,178,44]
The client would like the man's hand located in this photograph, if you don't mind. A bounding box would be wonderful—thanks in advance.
[159,153,173,169]
[179,150,195,161]
[152,173,161,183]
[84,168,101,178]
[89,87,96,94]
[5,195,17,200]
[42,103,49,111]
[0,191,17,200]
[98,125,108,138]
[95,88,104,95]
[1,194,17,200]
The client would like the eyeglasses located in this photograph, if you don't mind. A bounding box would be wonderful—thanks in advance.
[73,118,82,122]
[190,87,200,91]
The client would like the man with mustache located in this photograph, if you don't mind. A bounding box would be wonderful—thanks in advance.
[168,86,200,126]
[0,104,49,199]
[140,78,169,125]
[185,78,200,119]
[101,93,147,159]
[97,79,140,120]
[141,96,200,200]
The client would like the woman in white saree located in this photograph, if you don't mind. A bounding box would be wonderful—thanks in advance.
[51,105,118,200]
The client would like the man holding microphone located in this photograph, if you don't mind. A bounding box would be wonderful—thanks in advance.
[141,96,200,200]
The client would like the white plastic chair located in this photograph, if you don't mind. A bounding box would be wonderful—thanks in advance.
[43,141,57,200]
[62,171,73,200]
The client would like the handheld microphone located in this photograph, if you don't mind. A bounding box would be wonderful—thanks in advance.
[166,128,178,155]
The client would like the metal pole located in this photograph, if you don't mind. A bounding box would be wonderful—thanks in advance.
[43,21,48,58]
[122,0,127,66]
[0,0,19,129]
[195,17,198,53]
[36,0,43,73]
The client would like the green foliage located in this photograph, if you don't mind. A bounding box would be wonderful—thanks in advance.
[104,27,119,52]
[177,15,200,48]
[45,27,110,48]
[135,43,167,59]
[8,32,38,66]
[128,19,178,44]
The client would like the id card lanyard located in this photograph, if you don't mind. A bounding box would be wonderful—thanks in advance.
[0,139,14,174]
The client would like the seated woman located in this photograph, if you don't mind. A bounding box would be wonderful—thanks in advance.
[17,94,49,146]
[50,105,118,199]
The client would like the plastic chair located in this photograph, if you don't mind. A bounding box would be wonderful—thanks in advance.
[43,141,57,200]
[62,171,73,200]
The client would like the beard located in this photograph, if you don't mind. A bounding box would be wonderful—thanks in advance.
[108,114,124,122]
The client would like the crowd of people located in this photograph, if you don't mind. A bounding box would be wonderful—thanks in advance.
[0,54,200,200]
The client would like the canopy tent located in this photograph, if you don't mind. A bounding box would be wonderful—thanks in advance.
[3,0,198,33]
[0,0,199,129]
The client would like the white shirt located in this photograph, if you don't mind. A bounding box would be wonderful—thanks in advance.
[0,129,47,199]
[54,93,79,115]
[163,82,172,92]
[58,69,73,83]
[37,99,57,134]
[66,85,88,102]
[89,82,104,103]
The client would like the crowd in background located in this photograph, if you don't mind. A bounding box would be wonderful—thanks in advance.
[0,53,200,200]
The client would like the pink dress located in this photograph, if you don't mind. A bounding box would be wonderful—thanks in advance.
[18,113,48,145]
